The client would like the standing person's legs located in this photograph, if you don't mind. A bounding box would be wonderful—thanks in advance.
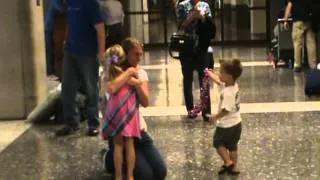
[45,30,55,76]
[229,151,238,164]
[78,55,100,135]
[180,54,195,115]
[216,146,232,166]
[125,137,135,180]
[228,123,242,174]
[305,21,317,69]
[292,21,305,71]
[56,51,81,136]
[196,50,211,120]
[114,135,124,180]
[213,127,233,175]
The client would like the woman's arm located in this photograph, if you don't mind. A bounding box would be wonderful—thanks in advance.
[126,76,149,107]
[283,1,292,30]
[135,81,149,107]
[129,68,150,107]
[105,68,137,94]
[283,1,292,21]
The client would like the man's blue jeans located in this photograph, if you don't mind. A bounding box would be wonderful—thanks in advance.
[61,51,100,129]
[45,30,55,75]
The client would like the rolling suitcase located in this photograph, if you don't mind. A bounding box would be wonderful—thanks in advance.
[277,18,294,68]
[305,64,320,96]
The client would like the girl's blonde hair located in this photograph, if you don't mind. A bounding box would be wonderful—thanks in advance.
[105,44,126,81]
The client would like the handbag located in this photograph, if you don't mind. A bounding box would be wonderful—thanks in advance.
[169,32,195,59]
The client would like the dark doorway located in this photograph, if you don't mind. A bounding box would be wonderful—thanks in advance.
[122,0,270,47]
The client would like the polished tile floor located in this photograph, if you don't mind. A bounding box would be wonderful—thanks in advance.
[1,47,320,180]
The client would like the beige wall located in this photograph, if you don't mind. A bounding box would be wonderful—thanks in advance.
[0,0,47,119]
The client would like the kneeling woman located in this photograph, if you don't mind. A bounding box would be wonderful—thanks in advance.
[102,37,167,180]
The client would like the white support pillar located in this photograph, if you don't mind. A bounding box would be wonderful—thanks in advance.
[0,0,47,119]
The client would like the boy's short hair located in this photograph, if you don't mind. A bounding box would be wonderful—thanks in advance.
[220,59,243,80]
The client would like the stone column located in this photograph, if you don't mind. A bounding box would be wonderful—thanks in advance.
[0,0,47,119]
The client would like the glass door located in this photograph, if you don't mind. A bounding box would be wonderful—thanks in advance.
[122,0,167,46]
[123,0,269,46]
[212,0,268,44]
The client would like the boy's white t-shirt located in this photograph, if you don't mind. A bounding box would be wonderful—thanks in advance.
[216,83,242,128]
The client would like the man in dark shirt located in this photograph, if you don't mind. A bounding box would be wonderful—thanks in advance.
[55,0,105,136]
[284,0,317,72]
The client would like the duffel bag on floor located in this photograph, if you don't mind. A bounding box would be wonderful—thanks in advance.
[305,66,320,96]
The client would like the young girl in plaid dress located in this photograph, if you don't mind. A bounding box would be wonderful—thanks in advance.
[102,45,142,180]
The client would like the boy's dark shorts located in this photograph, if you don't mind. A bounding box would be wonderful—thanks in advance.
[213,122,242,151]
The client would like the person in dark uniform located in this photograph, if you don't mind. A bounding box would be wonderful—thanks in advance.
[176,0,213,120]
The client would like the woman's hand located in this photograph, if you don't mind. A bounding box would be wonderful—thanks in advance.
[284,21,290,30]
[127,77,143,87]
[181,11,198,28]
[127,67,138,77]
[105,67,138,94]
[192,10,205,21]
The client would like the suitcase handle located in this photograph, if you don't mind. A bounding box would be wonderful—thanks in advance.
[277,18,293,23]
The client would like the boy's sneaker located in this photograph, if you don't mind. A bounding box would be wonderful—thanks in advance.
[218,164,234,175]
[55,126,80,137]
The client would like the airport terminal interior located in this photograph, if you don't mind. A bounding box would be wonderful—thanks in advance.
[1,0,320,179]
